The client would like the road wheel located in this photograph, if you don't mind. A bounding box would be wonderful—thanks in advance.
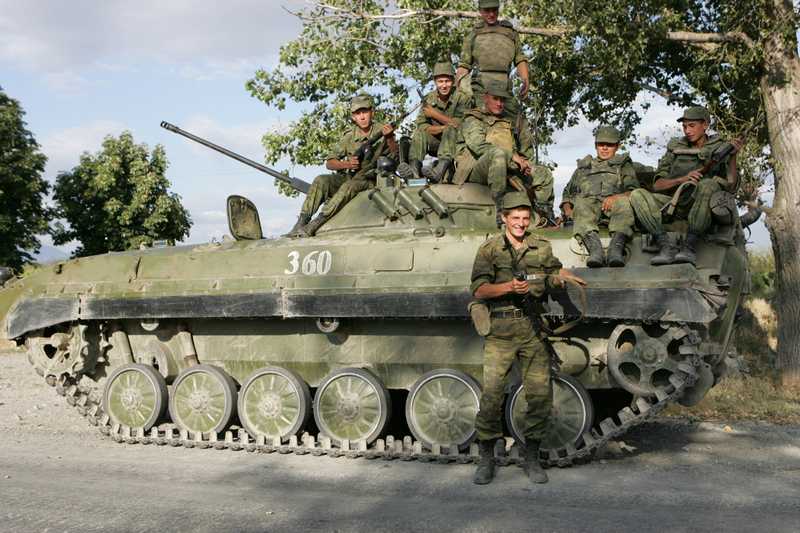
[506,373,594,450]
[313,367,390,445]
[169,364,237,435]
[103,363,168,430]
[405,369,481,450]
[238,366,311,441]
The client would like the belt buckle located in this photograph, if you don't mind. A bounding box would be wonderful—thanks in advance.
[512,309,523,319]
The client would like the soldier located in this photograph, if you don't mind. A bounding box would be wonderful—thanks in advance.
[629,106,741,265]
[470,192,585,485]
[407,61,470,182]
[286,94,397,237]
[454,80,554,227]
[560,126,639,268]
[455,0,529,115]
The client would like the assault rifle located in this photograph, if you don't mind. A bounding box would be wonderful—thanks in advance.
[160,121,311,194]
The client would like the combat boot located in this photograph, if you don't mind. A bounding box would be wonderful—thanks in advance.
[650,233,679,266]
[582,231,605,268]
[473,440,496,485]
[285,213,311,237]
[430,158,452,184]
[606,232,628,267]
[674,232,699,265]
[524,442,548,484]
[302,213,329,237]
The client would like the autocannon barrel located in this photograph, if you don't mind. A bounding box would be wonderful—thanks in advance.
[160,121,311,194]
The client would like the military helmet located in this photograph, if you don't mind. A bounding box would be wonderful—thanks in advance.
[502,192,532,210]
[595,125,621,144]
[350,93,374,112]
[478,0,500,8]
[432,61,455,78]
[677,106,710,123]
[483,79,511,99]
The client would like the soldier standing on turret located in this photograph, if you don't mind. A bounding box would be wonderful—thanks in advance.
[629,106,741,265]
[406,61,471,183]
[560,126,639,268]
[286,94,397,237]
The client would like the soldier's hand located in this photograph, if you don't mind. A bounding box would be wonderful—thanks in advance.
[423,105,435,118]
[685,170,703,183]
[382,124,395,137]
[561,203,573,218]
[509,279,529,294]
[556,269,587,287]
[449,118,461,128]
[512,154,532,175]
[601,195,618,212]
[345,156,361,170]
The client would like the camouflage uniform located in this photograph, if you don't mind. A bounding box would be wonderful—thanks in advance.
[409,83,470,163]
[470,229,562,444]
[301,121,392,219]
[562,153,639,239]
[458,17,525,116]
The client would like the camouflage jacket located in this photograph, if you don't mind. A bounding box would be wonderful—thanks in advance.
[654,134,733,185]
[325,121,394,176]
[561,153,639,206]
[470,232,562,308]
[460,108,533,161]
[459,20,525,76]
[413,90,470,130]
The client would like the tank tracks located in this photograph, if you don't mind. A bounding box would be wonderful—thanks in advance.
[30,327,700,469]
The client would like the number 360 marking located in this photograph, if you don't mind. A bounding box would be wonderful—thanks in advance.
[284,250,333,275]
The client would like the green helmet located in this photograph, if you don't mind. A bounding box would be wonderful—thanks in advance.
[350,93,374,112]
[483,79,511,99]
[677,106,710,123]
[502,192,532,210]
[478,0,500,8]
[595,125,621,144]
[432,61,455,78]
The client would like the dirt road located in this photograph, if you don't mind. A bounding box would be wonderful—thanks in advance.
[1,352,798,532]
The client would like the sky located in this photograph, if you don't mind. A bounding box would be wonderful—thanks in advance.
[0,0,771,257]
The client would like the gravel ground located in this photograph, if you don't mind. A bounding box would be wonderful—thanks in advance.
[1,350,799,533]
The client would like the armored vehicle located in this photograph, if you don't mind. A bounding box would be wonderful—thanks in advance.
[0,125,753,466]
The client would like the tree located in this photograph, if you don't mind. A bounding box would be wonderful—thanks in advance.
[52,131,192,256]
[248,0,800,388]
[0,87,51,272]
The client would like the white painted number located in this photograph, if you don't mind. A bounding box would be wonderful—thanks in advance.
[285,250,333,276]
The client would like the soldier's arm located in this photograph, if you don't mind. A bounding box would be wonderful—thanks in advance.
[513,32,529,97]
[325,138,359,171]
[652,150,685,192]
[463,117,493,157]
[515,117,534,161]
[560,170,579,211]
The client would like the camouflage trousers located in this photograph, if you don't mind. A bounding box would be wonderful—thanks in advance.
[409,124,459,162]
[301,173,372,219]
[629,178,722,236]
[466,147,554,204]
[572,195,636,239]
[475,316,552,443]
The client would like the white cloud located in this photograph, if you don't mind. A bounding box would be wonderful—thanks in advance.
[40,120,128,178]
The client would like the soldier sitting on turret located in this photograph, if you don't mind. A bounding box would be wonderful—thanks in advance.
[629,106,741,266]
[286,94,397,237]
[560,126,639,268]
[453,80,554,227]
[405,61,470,183]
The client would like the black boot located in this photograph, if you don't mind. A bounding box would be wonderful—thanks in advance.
[302,213,329,237]
[650,233,678,266]
[285,213,311,237]
[493,195,504,228]
[606,232,628,267]
[582,231,605,268]
[430,158,452,184]
[524,442,548,484]
[473,440,496,485]
[534,202,557,227]
[674,233,700,265]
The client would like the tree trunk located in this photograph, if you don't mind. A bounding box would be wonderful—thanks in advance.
[761,0,800,389]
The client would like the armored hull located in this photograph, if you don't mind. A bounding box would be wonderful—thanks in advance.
[0,182,748,465]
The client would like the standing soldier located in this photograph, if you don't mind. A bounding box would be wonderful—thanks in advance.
[454,81,554,226]
[629,106,741,265]
[286,94,397,237]
[455,0,529,115]
[560,126,639,268]
[407,61,470,182]
[470,192,584,485]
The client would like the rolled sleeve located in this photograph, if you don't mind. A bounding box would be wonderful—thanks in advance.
[470,244,495,295]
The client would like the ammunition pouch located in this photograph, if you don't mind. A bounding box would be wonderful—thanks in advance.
[710,190,737,226]
[468,301,491,337]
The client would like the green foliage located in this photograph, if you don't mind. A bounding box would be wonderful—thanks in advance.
[51,132,192,257]
[748,250,775,300]
[0,87,50,272]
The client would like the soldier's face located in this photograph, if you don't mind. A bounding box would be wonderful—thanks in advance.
[595,143,619,161]
[434,75,454,97]
[483,94,505,115]
[502,208,531,238]
[479,8,499,25]
[682,119,708,143]
[352,108,374,129]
